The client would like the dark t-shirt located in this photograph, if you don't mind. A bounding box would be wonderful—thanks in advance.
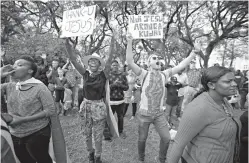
[35,65,49,86]
[82,71,106,100]
[54,77,67,90]
[166,82,182,106]
[46,68,59,84]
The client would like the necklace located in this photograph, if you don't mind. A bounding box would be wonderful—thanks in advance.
[221,103,232,117]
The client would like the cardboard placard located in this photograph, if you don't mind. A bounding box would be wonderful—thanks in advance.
[128,15,163,39]
[61,5,96,38]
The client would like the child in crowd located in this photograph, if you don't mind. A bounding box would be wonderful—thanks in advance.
[63,83,73,116]
[130,78,142,120]
[54,68,67,115]
[165,76,183,127]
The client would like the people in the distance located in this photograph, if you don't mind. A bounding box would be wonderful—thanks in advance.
[62,59,82,108]
[165,76,183,127]
[109,60,129,139]
[64,37,115,163]
[168,66,241,163]
[1,56,55,163]
[126,33,200,163]
[46,58,60,95]
[34,54,49,86]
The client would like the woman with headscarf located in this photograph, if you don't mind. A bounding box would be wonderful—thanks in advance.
[64,37,116,163]
[168,66,242,163]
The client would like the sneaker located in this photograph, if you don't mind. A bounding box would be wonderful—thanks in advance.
[119,132,127,139]
[88,150,95,163]
[104,137,112,142]
[95,156,102,163]
[130,116,135,120]
[155,156,165,163]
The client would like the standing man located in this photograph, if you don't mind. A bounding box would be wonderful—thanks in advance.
[46,59,60,95]
[126,33,201,163]
[174,68,188,120]
[109,60,129,139]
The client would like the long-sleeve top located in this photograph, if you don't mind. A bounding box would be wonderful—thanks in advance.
[1,82,56,138]
[168,92,241,163]
[109,71,129,101]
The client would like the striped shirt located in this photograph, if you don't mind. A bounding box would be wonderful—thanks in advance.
[1,82,56,137]
[168,92,241,163]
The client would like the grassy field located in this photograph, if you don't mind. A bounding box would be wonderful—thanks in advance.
[60,107,179,163]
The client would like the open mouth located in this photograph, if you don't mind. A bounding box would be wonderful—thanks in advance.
[156,62,160,65]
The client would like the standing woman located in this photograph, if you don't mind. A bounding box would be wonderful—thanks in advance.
[168,66,242,163]
[64,37,115,163]
[0,56,55,163]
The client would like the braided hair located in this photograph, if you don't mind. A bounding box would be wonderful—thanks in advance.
[193,66,232,99]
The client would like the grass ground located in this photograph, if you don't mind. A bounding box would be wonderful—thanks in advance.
[60,107,179,163]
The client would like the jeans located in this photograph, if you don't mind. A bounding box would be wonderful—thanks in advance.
[137,113,171,162]
[132,103,137,116]
[176,96,184,117]
[111,103,125,133]
[11,125,52,163]
[165,104,178,123]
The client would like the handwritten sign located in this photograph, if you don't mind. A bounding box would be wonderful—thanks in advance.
[128,15,163,39]
[61,5,96,38]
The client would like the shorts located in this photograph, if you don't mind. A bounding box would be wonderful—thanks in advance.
[55,90,64,102]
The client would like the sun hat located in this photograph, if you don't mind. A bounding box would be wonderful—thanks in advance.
[82,53,105,68]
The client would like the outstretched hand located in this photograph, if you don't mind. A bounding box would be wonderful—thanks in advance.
[126,32,133,42]
[193,40,202,53]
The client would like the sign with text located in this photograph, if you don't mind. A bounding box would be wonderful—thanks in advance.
[61,5,96,38]
[128,15,163,39]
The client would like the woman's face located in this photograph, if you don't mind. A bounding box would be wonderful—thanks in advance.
[88,58,100,72]
[52,60,59,68]
[68,64,73,70]
[212,72,237,97]
[12,59,32,80]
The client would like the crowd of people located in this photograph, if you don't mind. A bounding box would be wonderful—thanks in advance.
[1,34,248,163]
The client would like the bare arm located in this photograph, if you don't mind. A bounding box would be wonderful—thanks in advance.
[126,38,142,76]
[62,60,70,70]
[65,39,86,76]
[103,36,115,79]
[170,42,202,75]
[171,52,197,76]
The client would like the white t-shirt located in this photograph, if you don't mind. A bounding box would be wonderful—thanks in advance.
[138,68,172,115]
[175,73,188,97]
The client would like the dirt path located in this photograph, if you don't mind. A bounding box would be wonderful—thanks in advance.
[60,107,179,163]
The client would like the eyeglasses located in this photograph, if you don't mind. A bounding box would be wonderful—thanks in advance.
[152,56,160,60]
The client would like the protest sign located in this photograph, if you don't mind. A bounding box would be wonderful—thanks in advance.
[128,15,163,39]
[61,5,96,38]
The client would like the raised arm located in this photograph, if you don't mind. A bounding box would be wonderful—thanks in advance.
[65,39,86,76]
[170,43,201,76]
[103,36,115,78]
[126,35,142,76]
[62,58,70,70]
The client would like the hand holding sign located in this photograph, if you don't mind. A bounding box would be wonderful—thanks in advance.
[126,32,133,42]
[193,40,202,53]
[41,53,47,59]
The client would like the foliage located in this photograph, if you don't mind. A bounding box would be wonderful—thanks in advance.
[1,1,248,67]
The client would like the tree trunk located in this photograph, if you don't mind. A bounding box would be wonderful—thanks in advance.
[222,41,227,66]
[229,43,235,67]
[203,55,209,68]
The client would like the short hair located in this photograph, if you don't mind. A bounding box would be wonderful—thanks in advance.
[18,55,38,77]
